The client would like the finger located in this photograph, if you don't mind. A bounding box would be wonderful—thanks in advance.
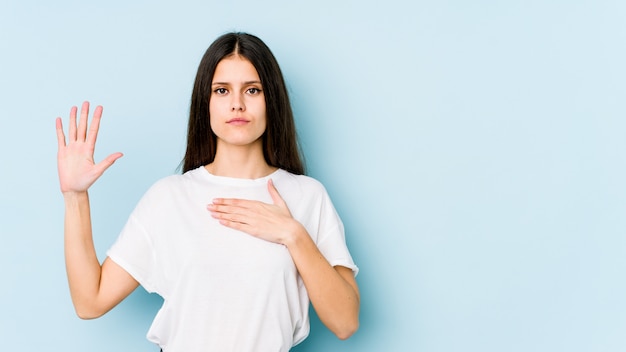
[86,105,104,146]
[218,219,251,233]
[68,105,78,141]
[212,198,253,208]
[77,101,90,141]
[208,203,248,216]
[55,117,66,148]
[209,208,248,225]
[211,198,225,205]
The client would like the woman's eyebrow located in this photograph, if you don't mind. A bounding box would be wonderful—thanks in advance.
[212,80,262,86]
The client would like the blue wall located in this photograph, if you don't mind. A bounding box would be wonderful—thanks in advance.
[1,1,625,351]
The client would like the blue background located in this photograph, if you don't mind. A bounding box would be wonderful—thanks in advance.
[1,1,625,351]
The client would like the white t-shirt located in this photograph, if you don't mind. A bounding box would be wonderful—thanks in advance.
[107,166,358,352]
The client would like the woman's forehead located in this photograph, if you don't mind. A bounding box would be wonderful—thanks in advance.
[212,56,260,84]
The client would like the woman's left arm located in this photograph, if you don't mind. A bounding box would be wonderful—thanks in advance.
[208,179,360,339]
[283,225,360,339]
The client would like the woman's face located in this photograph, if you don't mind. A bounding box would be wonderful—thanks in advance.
[209,55,266,151]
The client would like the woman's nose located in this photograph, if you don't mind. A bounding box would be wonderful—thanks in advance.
[231,94,245,111]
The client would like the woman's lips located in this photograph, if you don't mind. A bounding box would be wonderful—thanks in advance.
[227,118,249,125]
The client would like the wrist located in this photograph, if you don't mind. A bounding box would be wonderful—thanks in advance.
[282,221,307,248]
[63,191,89,203]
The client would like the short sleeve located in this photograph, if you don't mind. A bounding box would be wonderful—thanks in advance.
[106,188,159,293]
[315,190,359,276]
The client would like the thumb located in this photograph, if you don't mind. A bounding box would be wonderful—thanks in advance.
[94,152,123,175]
[267,179,287,209]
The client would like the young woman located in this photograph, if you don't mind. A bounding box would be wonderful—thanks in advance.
[56,32,359,351]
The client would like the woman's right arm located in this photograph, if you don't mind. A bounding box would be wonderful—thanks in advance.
[57,102,139,319]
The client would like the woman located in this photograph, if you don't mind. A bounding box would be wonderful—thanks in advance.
[56,32,359,351]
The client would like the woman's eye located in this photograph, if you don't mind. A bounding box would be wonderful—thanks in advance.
[214,88,227,95]
[247,87,261,94]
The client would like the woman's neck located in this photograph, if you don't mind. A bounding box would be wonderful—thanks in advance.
[205,144,276,179]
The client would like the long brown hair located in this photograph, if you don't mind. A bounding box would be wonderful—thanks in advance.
[182,32,305,175]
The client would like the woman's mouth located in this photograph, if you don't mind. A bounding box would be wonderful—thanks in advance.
[227,118,249,125]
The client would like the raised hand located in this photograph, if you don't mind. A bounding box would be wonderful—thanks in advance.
[207,179,303,245]
[56,101,123,194]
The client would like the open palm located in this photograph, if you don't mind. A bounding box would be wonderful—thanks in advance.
[56,102,122,194]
